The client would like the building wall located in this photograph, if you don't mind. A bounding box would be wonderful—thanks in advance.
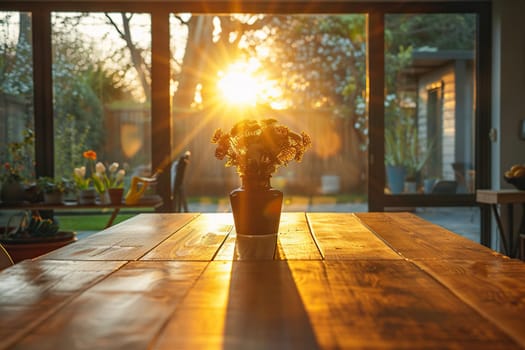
[417,63,457,181]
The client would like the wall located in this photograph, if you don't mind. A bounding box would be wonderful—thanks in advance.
[491,0,525,249]
[492,0,525,187]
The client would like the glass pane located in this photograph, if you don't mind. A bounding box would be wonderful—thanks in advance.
[169,14,368,212]
[385,14,476,195]
[51,12,151,191]
[0,12,35,186]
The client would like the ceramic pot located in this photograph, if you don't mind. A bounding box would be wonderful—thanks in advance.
[386,165,406,194]
[1,178,25,203]
[108,188,124,204]
[0,230,76,263]
[230,177,283,260]
[43,191,64,204]
[97,190,111,205]
[78,188,96,205]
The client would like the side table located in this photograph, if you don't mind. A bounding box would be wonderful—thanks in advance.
[476,189,525,259]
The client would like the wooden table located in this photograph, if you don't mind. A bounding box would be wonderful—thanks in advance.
[0,196,163,228]
[477,189,525,259]
[1,212,525,349]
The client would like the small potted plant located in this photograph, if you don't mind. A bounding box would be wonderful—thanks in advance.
[211,119,311,242]
[36,176,71,204]
[0,129,34,203]
[0,211,76,263]
[100,162,126,204]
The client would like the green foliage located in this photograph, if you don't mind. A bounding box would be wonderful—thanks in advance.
[54,114,92,179]
[0,128,35,183]
[36,176,72,194]
[384,97,433,177]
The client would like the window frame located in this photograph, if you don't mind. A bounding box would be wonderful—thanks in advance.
[0,1,492,244]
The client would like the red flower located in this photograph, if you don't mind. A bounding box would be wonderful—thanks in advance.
[83,150,97,160]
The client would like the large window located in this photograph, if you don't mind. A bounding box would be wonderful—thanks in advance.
[0,2,491,244]
[169,14,368,210]
[382,13,481,241]
[51,12,152,185]
[384,13,476,196]
[0,12,34,182]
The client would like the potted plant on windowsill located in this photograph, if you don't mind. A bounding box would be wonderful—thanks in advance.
[36,177,72,204]
[0,129,35,204]
[385,111,433,194]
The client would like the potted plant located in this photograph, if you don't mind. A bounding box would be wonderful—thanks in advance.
[36,177,71,204]
[0,129,35,203]
[76,150,126,205]
[100,162,126,204]
[385,110,433,194]
[0,211,76,263]
[211,118,311,249]
[385,122,410,194]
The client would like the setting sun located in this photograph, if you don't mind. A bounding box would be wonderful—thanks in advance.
[216,60,286,109]
[217,62,260,106]
[217,68,259,106]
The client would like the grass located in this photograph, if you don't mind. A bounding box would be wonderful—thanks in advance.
[55,208,156,232]
[56,214,135,231]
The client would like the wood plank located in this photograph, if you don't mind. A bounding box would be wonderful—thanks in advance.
[12,261,207,350]
[41,213,197,261]
[415,258,525,349]
[307,213,401,260]
[355,212,501,261]
[275,212,322,260]
[152,261,319,349]
[142,213,232,261]
[288,260,520,349]
[0,259,125,349]
[476,189,525,204]
[214,212,322,261]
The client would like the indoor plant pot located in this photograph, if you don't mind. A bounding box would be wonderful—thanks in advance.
[230,177,283,260]
[108,188,124,204]
[1,178,25,204]
[0,230,76,263]
[212,119,311,259]
[78,188,96,205]
[1,211,76,263]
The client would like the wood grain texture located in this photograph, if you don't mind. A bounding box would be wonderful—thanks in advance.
[288,260,520,349]
[476,189,525,204]
[141,213,232,261]
[274,212,322,260]
[307,212,401,260]
[41,213,197,261]
[356,212,501,261]
[13,261,207,350]
[213,213,322,261]
[152,261,319,349]
[0,259,125,349]
[415,258,525,349]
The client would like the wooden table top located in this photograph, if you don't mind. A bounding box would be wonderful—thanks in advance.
[476,189,525,204]
[1,212,525,349]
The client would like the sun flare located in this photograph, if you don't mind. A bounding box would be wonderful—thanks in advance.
[217,69,259,106]
[217,60,285,109]
[217,62,260,106]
